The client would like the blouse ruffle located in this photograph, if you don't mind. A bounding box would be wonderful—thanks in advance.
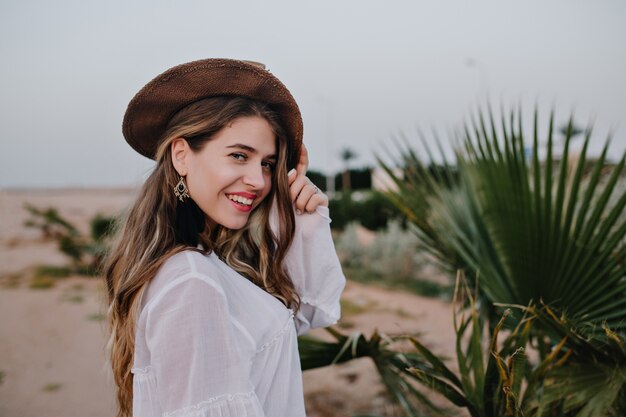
[163,391,263,417]
[132,365,264,417]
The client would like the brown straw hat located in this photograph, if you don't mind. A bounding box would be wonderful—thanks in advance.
[122,58,303,166]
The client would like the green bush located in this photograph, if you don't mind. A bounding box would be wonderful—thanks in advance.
[23,204,78,239]
[334,167,373,191]
[334,221,451,298]
[329,192,404,231]
[33,265,71,278]
[24,205,117,276]
[91,214,116,241]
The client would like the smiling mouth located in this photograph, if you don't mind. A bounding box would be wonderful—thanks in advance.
[226,194,254,207]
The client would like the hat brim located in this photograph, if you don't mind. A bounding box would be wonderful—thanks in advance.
[122,58,303,168]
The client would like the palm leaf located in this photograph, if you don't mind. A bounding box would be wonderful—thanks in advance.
[298,328,445,416]
[379,106,626,332]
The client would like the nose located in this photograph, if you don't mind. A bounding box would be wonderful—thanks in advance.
[242,164,266,190]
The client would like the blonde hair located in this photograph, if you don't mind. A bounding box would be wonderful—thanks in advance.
[104,97,298,417]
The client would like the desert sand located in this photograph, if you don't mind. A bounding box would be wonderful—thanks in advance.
[0,188,456,417]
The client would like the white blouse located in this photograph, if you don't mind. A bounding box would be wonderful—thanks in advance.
[131,206,345,417]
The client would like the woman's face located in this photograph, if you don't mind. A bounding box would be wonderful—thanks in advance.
[174,116,277,230]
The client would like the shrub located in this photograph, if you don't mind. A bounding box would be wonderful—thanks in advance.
[329,192,405,231]
[334,223,365,268]
[24,205,117,276]
[363,221,420,279]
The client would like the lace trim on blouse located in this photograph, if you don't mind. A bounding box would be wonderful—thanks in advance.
[131,365,152,374]
[256,311,295,353]
[163,391,257,417]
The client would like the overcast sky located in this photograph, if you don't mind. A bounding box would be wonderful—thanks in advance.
[1,0,624,188]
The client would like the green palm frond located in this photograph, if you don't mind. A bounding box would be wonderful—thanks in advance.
[299,329,446,416]
[378,106,626,332]
[527,305,626,417]
[404,276,570,417]
[300,105,625,416]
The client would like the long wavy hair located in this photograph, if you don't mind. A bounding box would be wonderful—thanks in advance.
[104,96,298,417]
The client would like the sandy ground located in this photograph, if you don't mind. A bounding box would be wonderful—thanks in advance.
[0,189,457,417]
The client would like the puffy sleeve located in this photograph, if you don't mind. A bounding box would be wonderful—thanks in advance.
[272,205,346,335]
[144,276,265,417]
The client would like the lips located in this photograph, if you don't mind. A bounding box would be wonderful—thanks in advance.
[226,192,257,212]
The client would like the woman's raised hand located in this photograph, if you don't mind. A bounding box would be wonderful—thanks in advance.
[288,144,329,214]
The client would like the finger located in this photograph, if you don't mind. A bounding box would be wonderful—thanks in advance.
[304,193,329,213]
[289,174,309,202]
[287,168,297,186]
[296,144,309,177]
[295,183,318,214]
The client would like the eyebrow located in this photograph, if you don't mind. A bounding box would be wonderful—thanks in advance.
[226,144,276,159]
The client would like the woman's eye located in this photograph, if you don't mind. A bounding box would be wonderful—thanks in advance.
[230,152,247,161]
[262,161,275,171]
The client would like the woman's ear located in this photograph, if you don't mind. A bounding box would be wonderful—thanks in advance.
[171,138,189,176]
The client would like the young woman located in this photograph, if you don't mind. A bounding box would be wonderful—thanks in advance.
[105,59,345,417]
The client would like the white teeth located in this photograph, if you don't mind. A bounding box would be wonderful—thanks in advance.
[227,194,253,206]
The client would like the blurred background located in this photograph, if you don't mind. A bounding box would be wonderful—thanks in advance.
[1,0,624,188]
[1,1,625,416]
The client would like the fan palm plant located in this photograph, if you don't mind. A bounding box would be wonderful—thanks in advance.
[299,106,626,416]
[299,276,574,417]
[299,327,448,417]
[406,279,575,417]
[378,107,626,333]
[373,106,626,415]
[529,305,626,417]
[406,295,626,417]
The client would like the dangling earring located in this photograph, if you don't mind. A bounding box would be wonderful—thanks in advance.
[174,176,190,202]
